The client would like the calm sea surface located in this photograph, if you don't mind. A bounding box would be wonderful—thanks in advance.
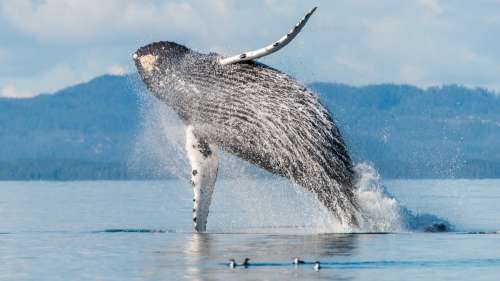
[1,179,500,281]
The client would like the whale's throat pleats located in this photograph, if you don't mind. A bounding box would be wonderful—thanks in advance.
[185,125,219,232]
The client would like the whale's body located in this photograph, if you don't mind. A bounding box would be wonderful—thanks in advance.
[133,8,359,231]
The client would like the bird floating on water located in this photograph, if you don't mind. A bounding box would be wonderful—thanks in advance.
[313,261,321,271]
[293,257,305,265]
[242,258,251,267]
[228,258,251,268]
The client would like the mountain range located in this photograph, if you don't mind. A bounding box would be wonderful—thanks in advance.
[1,74,499,180]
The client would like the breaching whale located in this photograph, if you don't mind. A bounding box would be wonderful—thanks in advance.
[133,7,359,232]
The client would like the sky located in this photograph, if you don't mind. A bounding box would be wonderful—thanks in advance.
[1,0,500,98]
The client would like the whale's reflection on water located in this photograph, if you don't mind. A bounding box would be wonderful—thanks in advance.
[146,231,500,281]
[161,233,359,281]
[183,232,358,260]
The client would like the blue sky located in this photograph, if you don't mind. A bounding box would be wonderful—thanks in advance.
[1,0,500,97]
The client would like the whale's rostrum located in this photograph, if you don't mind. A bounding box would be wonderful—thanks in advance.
[133,7,360,232]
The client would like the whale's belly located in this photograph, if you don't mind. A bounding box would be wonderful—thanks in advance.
[186,63,357,221]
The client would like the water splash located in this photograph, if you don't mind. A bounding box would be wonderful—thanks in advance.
[128,87,188,180]
[207,160,451,234]
[128,78,451,234]
[354,163,404,232]
[352,163,452,233]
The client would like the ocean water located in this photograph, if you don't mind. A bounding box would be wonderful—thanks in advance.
[1,178,500,280]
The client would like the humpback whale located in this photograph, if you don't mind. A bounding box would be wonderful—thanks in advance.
[133,7,359,232]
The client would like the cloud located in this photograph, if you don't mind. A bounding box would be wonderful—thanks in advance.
[0,0,203,43]
[418,0,443,15]
[1,0,500,96]
[0,62,114,98]
[108,65,126,76]
[0,84,32,98]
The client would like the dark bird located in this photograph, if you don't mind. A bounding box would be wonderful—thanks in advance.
[293,257,305,265]
[313,261,321,271]
[242,258,251,267]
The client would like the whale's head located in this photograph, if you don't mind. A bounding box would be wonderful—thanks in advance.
[132,7,318,120]
[133,41,195,96]
[133,41,224,123]
[133,41,190,74]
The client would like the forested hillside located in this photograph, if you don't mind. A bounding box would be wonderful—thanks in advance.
[1,75,498,180]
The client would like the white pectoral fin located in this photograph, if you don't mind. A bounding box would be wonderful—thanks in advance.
[218,7,317,65]
[185,126,219,232]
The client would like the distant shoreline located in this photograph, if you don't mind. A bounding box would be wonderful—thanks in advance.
[0,174,498,182]
[2,75,499,181]
[1,158,499,181]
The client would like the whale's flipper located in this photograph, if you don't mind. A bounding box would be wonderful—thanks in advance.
[218,7,317,65]
[185,125,219,232]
